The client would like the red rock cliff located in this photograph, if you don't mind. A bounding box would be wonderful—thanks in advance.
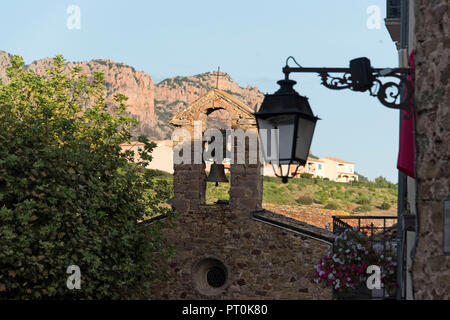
[0,51,264,140]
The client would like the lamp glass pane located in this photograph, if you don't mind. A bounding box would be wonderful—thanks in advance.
[294,117,316,162]
[257,118,279,164]
[269,115,295,164]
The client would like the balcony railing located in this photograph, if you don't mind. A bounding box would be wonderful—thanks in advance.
[332,215,398,300]
[332,215,398,251]
[332,215,397,237]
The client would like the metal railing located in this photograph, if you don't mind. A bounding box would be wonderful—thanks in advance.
[332,217,353,235]
[332,215,398,300]
[332,215,398,250]
[332,215,397,235]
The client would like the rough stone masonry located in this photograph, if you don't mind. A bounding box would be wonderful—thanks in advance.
[148,88,332,299]
[413,0,450,299]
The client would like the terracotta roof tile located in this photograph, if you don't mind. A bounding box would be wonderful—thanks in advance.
[322,156,354,164]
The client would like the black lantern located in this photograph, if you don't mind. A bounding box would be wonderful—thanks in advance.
[255,79,320,183]
[255,55,412,183]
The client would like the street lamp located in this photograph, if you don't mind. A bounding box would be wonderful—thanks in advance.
[256,56,412,182]
[255,78,319,183]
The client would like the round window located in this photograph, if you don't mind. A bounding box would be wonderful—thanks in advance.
[207,266,227,288]
[192,258,229,296]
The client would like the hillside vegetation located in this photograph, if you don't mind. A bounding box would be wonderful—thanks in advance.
[261,175,397,214]
[153,171,398,215]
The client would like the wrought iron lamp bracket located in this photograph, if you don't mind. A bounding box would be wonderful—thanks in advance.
[282,65,413,115]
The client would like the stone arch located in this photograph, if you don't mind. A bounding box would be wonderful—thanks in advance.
[170,89,257,133]
[170,89,262,214]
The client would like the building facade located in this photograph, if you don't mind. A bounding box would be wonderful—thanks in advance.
[264,155,358,183]
[147,89,332,299]
[385,0,449,299]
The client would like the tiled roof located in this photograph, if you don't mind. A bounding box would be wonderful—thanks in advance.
[337,172,358,175]
[251,209,334,243]
[307,158,324,163]
[153,140,174,147]
[322,156,354,164]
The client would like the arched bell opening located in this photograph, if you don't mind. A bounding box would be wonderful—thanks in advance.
[204,108,231,205]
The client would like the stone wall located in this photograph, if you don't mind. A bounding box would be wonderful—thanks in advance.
[163,87,330,300]
[148,206,332,300]
[413,0,450,299]
[170,89,263,215]
[171,141,263,214]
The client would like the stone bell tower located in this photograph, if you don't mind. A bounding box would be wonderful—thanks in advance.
[169,89,263,215]
[150,88,331,300]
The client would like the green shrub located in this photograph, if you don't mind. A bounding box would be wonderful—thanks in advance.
[0,56,173,299]
[352,205,372,213]
[315,190,329,204]
[296,195,314,205]
[341,200,352,211]
[324,200,340,210]
[356,195,371,205]
[300,173,313,179]
[380,201,391,210]
[331,190,345,200]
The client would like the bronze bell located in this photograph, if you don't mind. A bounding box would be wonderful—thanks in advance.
[206,163,229,186]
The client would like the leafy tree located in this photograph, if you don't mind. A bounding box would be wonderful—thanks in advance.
[374,176,389,188]
[0,55,174,299]
[355,172,369,183]
[373,176,396,189]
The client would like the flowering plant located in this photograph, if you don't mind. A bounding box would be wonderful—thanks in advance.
[314,227,397,296]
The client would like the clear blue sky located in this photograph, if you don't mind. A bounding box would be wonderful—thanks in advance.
[0,0,400,182]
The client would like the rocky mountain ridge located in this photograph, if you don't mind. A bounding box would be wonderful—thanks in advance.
[0,51,264,139]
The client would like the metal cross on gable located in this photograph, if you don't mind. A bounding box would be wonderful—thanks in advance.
[212,66,226,89]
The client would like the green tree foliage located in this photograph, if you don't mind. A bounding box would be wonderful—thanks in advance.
[374,176,390,188]
[0,56,174,299]
[373,176,397,190]
[355,172,369,183]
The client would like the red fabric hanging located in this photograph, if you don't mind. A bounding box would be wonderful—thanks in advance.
[397,51,415,178]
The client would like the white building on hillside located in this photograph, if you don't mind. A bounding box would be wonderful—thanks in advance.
[120,140,174,174]
[264,154,358,183]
